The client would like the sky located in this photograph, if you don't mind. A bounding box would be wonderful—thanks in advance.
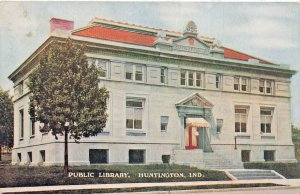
[0,2,299,126]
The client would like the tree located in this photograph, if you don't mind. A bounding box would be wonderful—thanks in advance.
[28,39,109,174]
[0,88,14,161]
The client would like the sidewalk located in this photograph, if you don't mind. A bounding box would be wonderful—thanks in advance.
[1,179,300,193]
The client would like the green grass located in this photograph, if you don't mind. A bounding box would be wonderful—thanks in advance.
[5,183,282,194]
[244,162,300,178]
[0,164,230,188]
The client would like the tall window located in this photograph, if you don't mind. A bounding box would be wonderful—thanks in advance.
[234,77,250,92]
[259,79,273,94]
[30,118,35,137]
[216,74,221,89]
[241,78,248,91]
[135,65,143,81]
[188,72,194,86]
[160,116,169,131]
[19,109,24,139]
[126,64,144,81]
[126,65,133,80]
[160,67,167,84]
[195,72,202,87]
[234,77,239,91]
[235,107,248,133]
[180,70,186,85]
[260,108,273,133]
[126,99,143,130]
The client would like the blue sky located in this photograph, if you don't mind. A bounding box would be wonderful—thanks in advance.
[0,2,299,126]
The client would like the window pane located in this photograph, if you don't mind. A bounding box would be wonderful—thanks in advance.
[196,72,201,79]
[242,78,247,85]
[126,119,133,129]
[126,101,142,107]
[129,150,145,164]
[135,73,143,81]
[235,122,240,132]
[259,87,264,93]
[235,108,247,114]
[266,81,271,87]
[234,84,239,90]
[126,72,132,80]
[242,85,247,91]
[261,110,272,115]
[134,120,142,129]
[240,115,247,122]
[261,123,265,133]
[134,108,142,120]
[161,124,167,131]
[266,87,271,93]
[266,124,271,133]
[126,107,134,119]
[180,71,186,85]
[196,80,201,87]
[188,72,193,86]
[241,123,247,132]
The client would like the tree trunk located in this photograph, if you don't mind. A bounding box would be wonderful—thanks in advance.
[0,145,2,161]
[64,127,69,174]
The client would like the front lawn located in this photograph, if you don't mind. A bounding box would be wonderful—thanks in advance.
[0,164,230,188]
[244,162,300,178]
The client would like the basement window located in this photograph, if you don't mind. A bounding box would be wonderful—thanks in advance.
[129,149,145,164]
[89,149,108,164]
[264,150,275,162]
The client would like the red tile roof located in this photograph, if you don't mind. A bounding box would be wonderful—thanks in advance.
[73,26,157,47]
[223,47,270,64]
[73,25,271,64]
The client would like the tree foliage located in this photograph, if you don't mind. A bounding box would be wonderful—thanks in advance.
[28,39,109,140]
[0,88,14,148]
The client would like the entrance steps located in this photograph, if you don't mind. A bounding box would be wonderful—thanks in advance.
[226,169,286,180]
[203,152,243,169]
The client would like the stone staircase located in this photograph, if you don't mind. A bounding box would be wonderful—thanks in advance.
[203,152,243,169]
[226,169,285,180]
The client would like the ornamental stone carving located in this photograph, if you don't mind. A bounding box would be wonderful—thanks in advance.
[184,21,198,36]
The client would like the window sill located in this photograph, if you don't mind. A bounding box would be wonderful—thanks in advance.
[235,134,250,138]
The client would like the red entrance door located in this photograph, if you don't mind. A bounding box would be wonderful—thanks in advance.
[185,126,199,150]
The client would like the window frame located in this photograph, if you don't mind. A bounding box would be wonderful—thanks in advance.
[234,77,250,92]
[160,116,169,132]
[125,64,144,82]
[234,106,249,133]
[180,70,204,88]
[30,118,35,137]
[126,99,144,130]
[19,109,24,140]
[216,74,221,89]
[260,108,273,134]
[160,67,167,84]
[89,58,109,78]
[259,79,273,95]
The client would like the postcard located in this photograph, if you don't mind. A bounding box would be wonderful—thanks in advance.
[0,1,299,194]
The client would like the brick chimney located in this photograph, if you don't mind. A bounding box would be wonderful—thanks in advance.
[50,18,74,35]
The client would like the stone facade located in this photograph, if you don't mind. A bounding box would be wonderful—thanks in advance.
[9,18,297,168]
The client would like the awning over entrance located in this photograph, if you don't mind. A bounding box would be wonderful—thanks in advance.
[186,118,211,128]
